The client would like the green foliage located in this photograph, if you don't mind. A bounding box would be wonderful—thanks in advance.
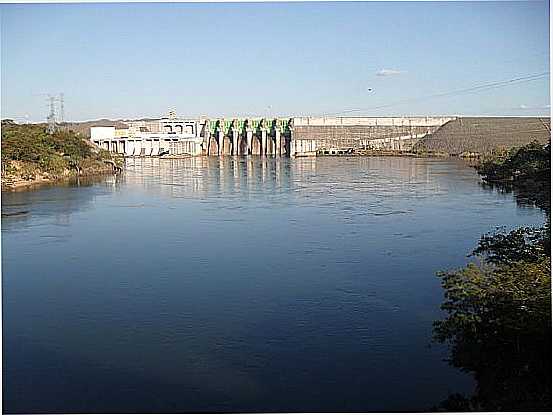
[473,224,550,265]
[1,122,50,164]
[1,122,93,166]
[478,141,550,181]
[49,129,92,160]
[478,141,551,212]
[435,260,550,343]
[434,140,552,411]
[434,260,551,411]
[38,154,68,175]
[97,149,112,160]
[1,121,119,181]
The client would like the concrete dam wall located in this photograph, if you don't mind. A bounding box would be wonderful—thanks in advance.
[196,116,454,157]
[290,116,455,155]
[91,115,550,157]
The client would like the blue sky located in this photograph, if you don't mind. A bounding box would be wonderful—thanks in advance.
[1,1,550,122]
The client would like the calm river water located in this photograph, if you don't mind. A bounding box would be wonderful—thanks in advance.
[2,157,545,413]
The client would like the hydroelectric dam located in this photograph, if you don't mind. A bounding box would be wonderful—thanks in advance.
[89,112,551,157]
[90,113,456,157]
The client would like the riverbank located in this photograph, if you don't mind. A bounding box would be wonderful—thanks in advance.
[1,162,117,191]
[434,140,551,411]
[1,120,122,191]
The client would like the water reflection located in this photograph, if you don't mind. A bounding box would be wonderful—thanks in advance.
[1,176,114,231]
[122,156,455,203]
[120,157,495,227]
[2,156,546,413]
[123,157,294,199]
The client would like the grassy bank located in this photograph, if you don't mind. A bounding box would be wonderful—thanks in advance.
[434,141,551,411]
[1,120,123,190]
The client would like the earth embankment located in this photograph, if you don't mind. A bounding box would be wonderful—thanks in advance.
[416,117,550,155]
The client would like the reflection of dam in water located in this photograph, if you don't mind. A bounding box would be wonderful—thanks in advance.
[122,156,457,203]
[123,157,294,199]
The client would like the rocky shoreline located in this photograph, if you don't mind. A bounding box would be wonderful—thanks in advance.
[1,162,119,191]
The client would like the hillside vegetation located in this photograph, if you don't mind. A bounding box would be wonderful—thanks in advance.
[1,120,122,189]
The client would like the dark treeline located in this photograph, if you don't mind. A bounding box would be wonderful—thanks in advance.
[478,140,551,212]
[433,141,551,411]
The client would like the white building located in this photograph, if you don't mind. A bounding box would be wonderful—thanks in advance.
[90,113,204,156]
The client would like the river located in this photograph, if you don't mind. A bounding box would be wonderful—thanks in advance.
[2,156,545,413]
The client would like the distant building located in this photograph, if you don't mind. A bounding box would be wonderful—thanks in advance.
[90,113,203,156]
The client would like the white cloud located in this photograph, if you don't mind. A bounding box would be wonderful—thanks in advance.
[517,104,550,110]
[376,69,405,77]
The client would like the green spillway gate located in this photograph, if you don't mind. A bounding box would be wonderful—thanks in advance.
[204,118,292,135]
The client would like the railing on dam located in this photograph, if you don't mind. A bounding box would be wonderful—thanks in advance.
[292,116,456,127]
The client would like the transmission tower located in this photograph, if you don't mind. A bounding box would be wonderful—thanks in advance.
[46,95,57,134]
[59,92,65,125]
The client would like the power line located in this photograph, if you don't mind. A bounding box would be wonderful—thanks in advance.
[323,71,550,116]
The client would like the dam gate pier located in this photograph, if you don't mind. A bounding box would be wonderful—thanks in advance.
[201,118,292,157]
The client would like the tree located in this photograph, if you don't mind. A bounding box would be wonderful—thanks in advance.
[434,140,551,411]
